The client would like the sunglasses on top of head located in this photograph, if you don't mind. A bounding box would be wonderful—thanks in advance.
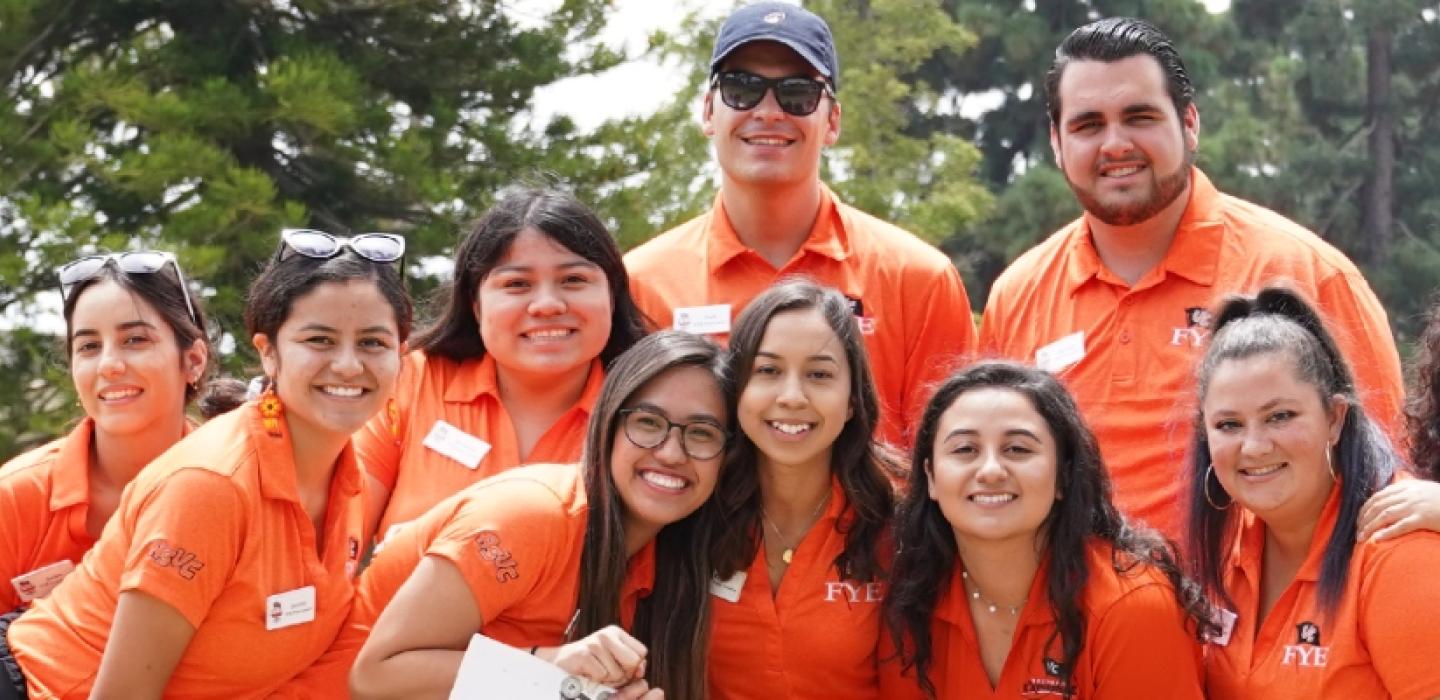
[276,228,406,265]
[711,70,835,117]
[57,251,198,325]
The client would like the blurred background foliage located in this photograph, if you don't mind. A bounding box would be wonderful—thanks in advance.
[2,0,1437,458]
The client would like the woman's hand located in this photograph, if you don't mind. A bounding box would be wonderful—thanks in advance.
[1358,479,1440,542]
[539,624,649,690]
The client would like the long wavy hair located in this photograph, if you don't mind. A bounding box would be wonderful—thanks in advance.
[1408,297,1440,480]
[411,184,649,366]
[574,330,733,700]
[886,361,1216,698]
[1187,286,1400,615]
[710,278,898,584]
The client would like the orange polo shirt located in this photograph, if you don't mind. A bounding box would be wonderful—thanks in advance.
[880,540,1204,700]
[345,463,654,660]
[356,350,604,542]
[0,420,97,613]
[626,186,977,447]
[1207,488,1440,699]
[707,479,888,699]
[8,402,367,699]
[979,168,1403,540]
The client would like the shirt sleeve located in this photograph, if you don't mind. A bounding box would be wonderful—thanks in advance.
[0,467,46,612]
[1088,581,1205,699]
[1315,271,1405,442]
[894,264,977,445]
[118,468,246,629]
[354,396,404,493]
[423,479,569,627]
[1359,535,1440,700]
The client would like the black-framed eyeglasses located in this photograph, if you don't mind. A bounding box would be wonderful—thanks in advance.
[277,228,406,265]
[619,407,728,461]
[712,70,835,117]
[57,251,198,325]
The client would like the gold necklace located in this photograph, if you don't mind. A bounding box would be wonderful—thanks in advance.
[961,570,1025,616]
[760,491,831,564]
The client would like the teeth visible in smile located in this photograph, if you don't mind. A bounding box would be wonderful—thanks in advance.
[1240,463,1285,477]
[642,471,687,489]
[1106,165,1142,177]
[746,137,790,146]
[100,388,141,400]
[527,329,571,339]
[768,421,810,435]
[970,493,1016,505]
[321,386,363,398]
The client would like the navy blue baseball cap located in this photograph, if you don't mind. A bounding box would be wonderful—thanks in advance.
[710,2,840,91]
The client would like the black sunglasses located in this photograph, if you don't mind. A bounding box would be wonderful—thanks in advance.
[57,251,198,325]
[277,228,405,265]
[712,70,835,117]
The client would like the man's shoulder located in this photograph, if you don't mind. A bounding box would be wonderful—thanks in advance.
[834,200,954,271]
[624,210,712,271]
[1215,191,1362,276]
[989,218,1085,300]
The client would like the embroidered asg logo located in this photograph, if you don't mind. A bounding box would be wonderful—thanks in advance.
[147,540,205,580]
[1281,620,1329,667]
[474,530,520,583]
[1170,306,1213,347]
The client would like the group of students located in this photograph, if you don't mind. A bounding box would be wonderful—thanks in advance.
[2,182,1440,699]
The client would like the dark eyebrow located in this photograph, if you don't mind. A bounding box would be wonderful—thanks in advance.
[71,319,156,339]
[492,260,601,275]
[297,323,338,333]
[755,350,840,364]
[630,401,723,425]
[1065,103,1163,129]
[942,427,1042,441]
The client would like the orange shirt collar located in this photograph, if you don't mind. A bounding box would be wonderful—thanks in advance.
[1230,485,1343,584]
[442,354,606,417]
[623,538,657,602]
[1066,167,1226,290]
[246,401,363,503]
[705,184,848,273]
[48,418,96,511]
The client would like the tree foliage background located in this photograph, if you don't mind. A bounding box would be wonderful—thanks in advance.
[3,0,1438,460]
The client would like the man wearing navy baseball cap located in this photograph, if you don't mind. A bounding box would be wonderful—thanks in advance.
[626,2,977,453]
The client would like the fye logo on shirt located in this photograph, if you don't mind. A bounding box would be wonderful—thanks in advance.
[1282,620,1329,668]
[823,580,883,604]
[1170,306,1214,347]
[147,540,205,580]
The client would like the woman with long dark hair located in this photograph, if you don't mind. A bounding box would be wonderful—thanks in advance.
[706,279,901,698]
[1188,286,1440,698]
[883,361,1211,699]
[348,331,727,700]
[2,230,411,698]
[358,184,650,545]
[0,251,211,616]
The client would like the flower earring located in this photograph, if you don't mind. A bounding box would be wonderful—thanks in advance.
[258,382,284,437]
[387,398,400,440]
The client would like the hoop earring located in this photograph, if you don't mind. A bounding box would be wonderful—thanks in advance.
[1203,464,1233,510]
[258,383,284,437]
[1326,448,1339,483]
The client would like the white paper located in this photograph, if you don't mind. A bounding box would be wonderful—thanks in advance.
[1035,331,1086,373]
[1210,608,1238,647]
[265,585,316,631]
[450,633,617,699]
[708,571,746,603]
[423,420,492,470]
[11,559,75,603]
[672,304,731,335]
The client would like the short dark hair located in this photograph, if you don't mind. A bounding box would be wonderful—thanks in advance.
[1187,286,1400,615]
[411,184,649,366]
[244,250,412,347]
[62,259,213,404]
[1044,17,1194,127]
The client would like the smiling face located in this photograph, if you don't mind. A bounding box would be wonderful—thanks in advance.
[704,41,840,190]
[475,227,613,386]
[1202,352,1346,529]
[736,308,852,475]
[926,387,1058,550]
[255,278,403,443]
[69,279,206,439]
[611,364,728,543]
[1050,54,1197,227]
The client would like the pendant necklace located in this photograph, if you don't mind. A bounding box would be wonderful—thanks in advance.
[962,570,1025,616]
[760,491,831,564]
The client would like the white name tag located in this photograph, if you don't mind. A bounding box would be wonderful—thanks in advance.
[673,304,731,335]
[1035,331,1086,373]
[708,571,746,603]
[265,585,316,631]
[423,420,491,470]
[450,633,615,699]
[1210,608,1238,647]
[11,559,75,603]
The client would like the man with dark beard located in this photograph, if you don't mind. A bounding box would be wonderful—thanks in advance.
[978,17,1403,542]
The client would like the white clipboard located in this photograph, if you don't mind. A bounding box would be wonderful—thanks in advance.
[449,633,618,699]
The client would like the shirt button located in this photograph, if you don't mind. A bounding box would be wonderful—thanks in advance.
[1119,330,1132,344]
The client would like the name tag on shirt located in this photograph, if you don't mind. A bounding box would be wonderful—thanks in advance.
[424,420,491,470]
[1035,331,1086,373]
[708,571,746,603]
[673,304,731,335]
[451,632,615,700]
[1209,608,1238,646]
[11,559,75,603]
[265,585,316,631]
